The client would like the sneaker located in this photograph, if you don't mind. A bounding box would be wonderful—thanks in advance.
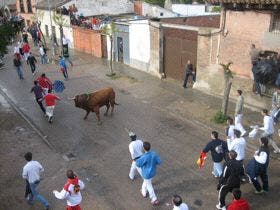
[254,190,264,194]
[151,200,159,206]
[241,130,246,137]
[45,205,49,210]
[216,204,226,210]
[212,171,218,178]
[273,150,280,154]
[140,190,148,198]
[48,116,53,123]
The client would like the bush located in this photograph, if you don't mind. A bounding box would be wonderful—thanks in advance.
[212,111,228,124]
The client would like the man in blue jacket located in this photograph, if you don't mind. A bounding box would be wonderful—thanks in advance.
[203,131,228,178]
[136,142,161,206]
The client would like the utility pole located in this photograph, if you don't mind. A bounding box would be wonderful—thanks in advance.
[48,0,55,59]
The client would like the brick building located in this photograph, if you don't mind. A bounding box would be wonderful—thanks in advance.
[208,0,280,77]
[16,0,38,26]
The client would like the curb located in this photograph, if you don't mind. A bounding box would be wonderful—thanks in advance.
[0,87,57,152]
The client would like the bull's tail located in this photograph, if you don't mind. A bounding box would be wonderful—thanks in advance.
[114,102,119,105]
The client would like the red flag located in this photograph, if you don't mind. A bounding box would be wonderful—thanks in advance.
[197,152,207,169]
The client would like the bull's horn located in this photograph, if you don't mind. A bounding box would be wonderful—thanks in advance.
[68,97,75,100]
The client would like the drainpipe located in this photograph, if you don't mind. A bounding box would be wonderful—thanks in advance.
[217,6,226,64]
[159,23,165,78]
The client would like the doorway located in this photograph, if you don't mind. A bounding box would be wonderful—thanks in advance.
[117,37,123,62]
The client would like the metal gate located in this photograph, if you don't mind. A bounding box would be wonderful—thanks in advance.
[163,29,198,81]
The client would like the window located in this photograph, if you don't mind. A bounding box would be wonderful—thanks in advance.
[270,14,280,33]
[27,0,32,13]
[19,0,25,13]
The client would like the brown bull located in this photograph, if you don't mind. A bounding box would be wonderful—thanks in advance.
[70,87,118,124]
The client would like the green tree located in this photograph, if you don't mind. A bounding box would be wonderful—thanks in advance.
[101,22,117,76]
[0,21,21,56]
[53,12,68,48]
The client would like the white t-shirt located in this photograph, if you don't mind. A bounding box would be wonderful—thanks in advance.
[22,160,44,183]
[227,137,246,161]
[260,115,274,135]
[173,203,189,210]
[129,139,144,160]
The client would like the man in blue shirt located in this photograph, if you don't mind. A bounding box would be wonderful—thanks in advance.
[59,56,68,80]
[136,142,161,206]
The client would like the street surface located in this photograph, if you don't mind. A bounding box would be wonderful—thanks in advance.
[0,48,279,210]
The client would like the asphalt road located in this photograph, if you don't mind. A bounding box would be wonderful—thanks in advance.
[1,48,279,210]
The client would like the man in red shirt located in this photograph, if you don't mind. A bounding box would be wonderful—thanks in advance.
[37,74,53,95]
[43,89,60,123]
[22,42,30,61]
[227,188,250,210]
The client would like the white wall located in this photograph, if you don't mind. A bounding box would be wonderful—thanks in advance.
[64,0,133,17]
[142,2,178,18]
[129,19,150,72]
[172,4,218,16]
[37,9,74,48]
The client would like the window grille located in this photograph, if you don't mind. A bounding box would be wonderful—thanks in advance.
[270,14,280,33]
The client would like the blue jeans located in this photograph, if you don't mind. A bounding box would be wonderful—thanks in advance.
[213,161,223,177]
[41,55,47,64]
[29,180,49,208]
[15,66,24,79]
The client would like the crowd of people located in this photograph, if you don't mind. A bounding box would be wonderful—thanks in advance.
[12,26,279,210]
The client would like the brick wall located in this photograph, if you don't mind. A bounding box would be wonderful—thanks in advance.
[160,15,220,28]
[73,26,103,58]
[219,10,273,77]
[134,1,142,16]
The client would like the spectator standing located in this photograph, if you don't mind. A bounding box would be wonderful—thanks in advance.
[216,150,244,210]
[22,30,28,43]
[250,44,261,95]
[53,170,85,210]
[43,89,60,123]
[202,131,228,178]
[172,195,189,210]
[183,60,195,88]
[30,80,46,114]
[136,142,161,206]
[235,90,246,136]
[128,132,144,180]
[27,52,37,75]
[13,53,24,79]
[246,137,270,194]
[227,188,250,210]
[270,88,280,123]
[259,109,280,153]
[62,34,74,67]
[22,152,49,210]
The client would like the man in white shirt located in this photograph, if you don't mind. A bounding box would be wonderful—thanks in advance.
[22,152,49,210]
[226,117,235,141]
[260,109,280,153]
[227,129,246,162]
[172,194,189,210]
[39,45,47,64]
[128,132,144,180]
[53,170,85,210]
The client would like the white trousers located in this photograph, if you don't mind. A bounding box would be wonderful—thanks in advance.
[46,106,55,118]
[129,161,142,180]
[141,178,157,202]
[235,114,246,134]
